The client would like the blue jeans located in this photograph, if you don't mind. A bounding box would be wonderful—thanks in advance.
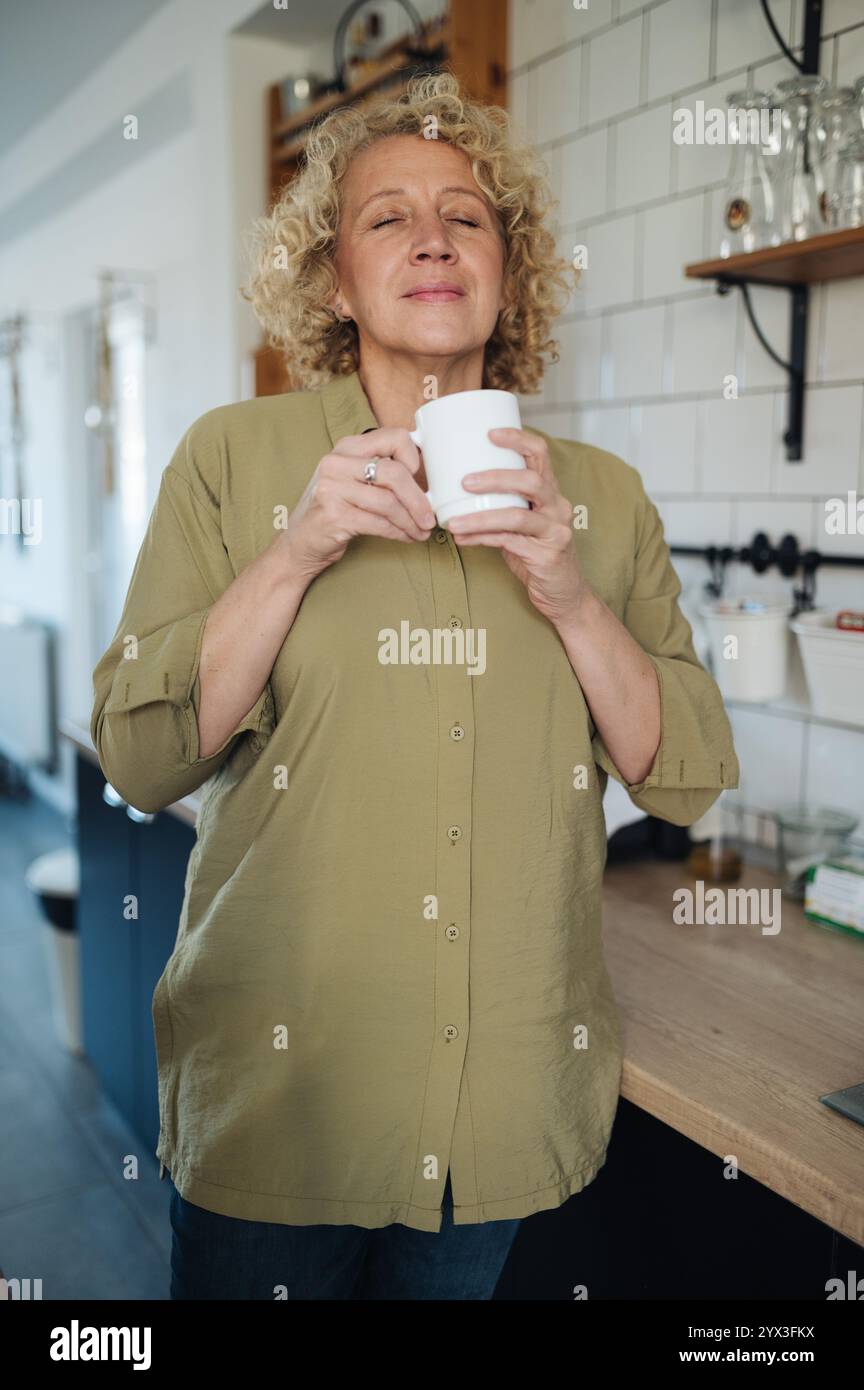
[168,1169,521,1300]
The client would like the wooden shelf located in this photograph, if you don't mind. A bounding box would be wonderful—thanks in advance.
[685,226,864,461]
[686,226,864,288]
[267,1,506,206]
[681,3,855,463]
[272,19,447,145]
[274,67,417,170]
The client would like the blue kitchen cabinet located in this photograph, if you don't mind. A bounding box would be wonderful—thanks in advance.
[77,755,137,1125]
[132,803,195,1153]
[76,751,195,1160]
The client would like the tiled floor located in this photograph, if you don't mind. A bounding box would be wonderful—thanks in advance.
[0,790,170,1299]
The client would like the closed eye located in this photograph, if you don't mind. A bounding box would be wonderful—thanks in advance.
[371,217,480,229]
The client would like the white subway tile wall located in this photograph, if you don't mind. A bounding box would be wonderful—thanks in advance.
[715,0,794,74]
[644,0,712,104]
[512,0,864,832]
[641,190,704,299]
[614,103,673,209]
[632,400,698,492]
[560,128,608,223]
[587,18,643,124]
[605,302,666,396]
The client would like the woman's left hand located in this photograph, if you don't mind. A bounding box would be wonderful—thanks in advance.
[447,427,588,627]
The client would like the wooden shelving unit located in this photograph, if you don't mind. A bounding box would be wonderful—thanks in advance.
[686,227,864,290]
[685,226,864,464]
[254,0,507,398]
[677,0,864,462]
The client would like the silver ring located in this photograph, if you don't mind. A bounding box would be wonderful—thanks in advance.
[362,458,379,485]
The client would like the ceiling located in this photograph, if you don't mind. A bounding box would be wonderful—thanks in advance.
[0,0,171,155]
[0,0,447,159]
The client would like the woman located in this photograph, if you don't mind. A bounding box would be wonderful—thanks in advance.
[91,71,739,1301]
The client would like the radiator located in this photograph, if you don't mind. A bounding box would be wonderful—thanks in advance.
[0,607,55,768]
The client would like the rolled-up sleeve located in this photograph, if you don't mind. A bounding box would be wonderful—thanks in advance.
[90,427,275,814]
[592,475,740,827]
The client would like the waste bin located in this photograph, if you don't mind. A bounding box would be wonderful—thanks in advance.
[24,847,82,1055]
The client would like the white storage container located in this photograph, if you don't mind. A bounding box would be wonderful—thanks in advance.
[698,595,792,703]
[24,847,82,1055]
[790,610,864,728]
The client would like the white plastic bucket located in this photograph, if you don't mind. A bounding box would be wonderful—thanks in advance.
[790,609,864,727]
[25,847,83,1055]
[698,595,791,702]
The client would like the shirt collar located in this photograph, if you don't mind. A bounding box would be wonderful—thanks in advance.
[320,369,379,445]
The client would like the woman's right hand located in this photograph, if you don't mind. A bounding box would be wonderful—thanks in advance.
[277,427,437,581]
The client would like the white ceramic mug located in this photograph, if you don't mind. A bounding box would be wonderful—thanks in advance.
[408,389,529,528]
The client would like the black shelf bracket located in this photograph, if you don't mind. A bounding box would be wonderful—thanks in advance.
[706,0,823,462]
[760,0,822,73]
[716,278,808,461]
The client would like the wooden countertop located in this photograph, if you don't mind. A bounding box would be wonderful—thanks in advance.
[603,857,864,1247]
[60,718,200,828]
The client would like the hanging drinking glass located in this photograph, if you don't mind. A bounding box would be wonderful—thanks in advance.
[817,86,859,225]
[774,74,829,241]
[828,133,864,229]
[718,90,778,257]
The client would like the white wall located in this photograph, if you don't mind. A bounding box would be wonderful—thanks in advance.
[0,0,320,812]
[510,0,864,844]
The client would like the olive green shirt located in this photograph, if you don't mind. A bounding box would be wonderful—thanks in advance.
[90,368,739,1231]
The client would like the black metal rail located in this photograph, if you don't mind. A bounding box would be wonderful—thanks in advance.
[670,529,864,610]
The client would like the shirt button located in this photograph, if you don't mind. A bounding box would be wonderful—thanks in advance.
[447,616,462,630]
[447,825,462,841]
[450,724,465,740]
[445,924,460,941]
[434,529,448,543]
[443,1024,459,1041]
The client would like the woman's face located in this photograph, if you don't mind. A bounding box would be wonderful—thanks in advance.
[331,134,507,368]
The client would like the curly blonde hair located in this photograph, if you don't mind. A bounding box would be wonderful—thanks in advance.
[242,70,575,393]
